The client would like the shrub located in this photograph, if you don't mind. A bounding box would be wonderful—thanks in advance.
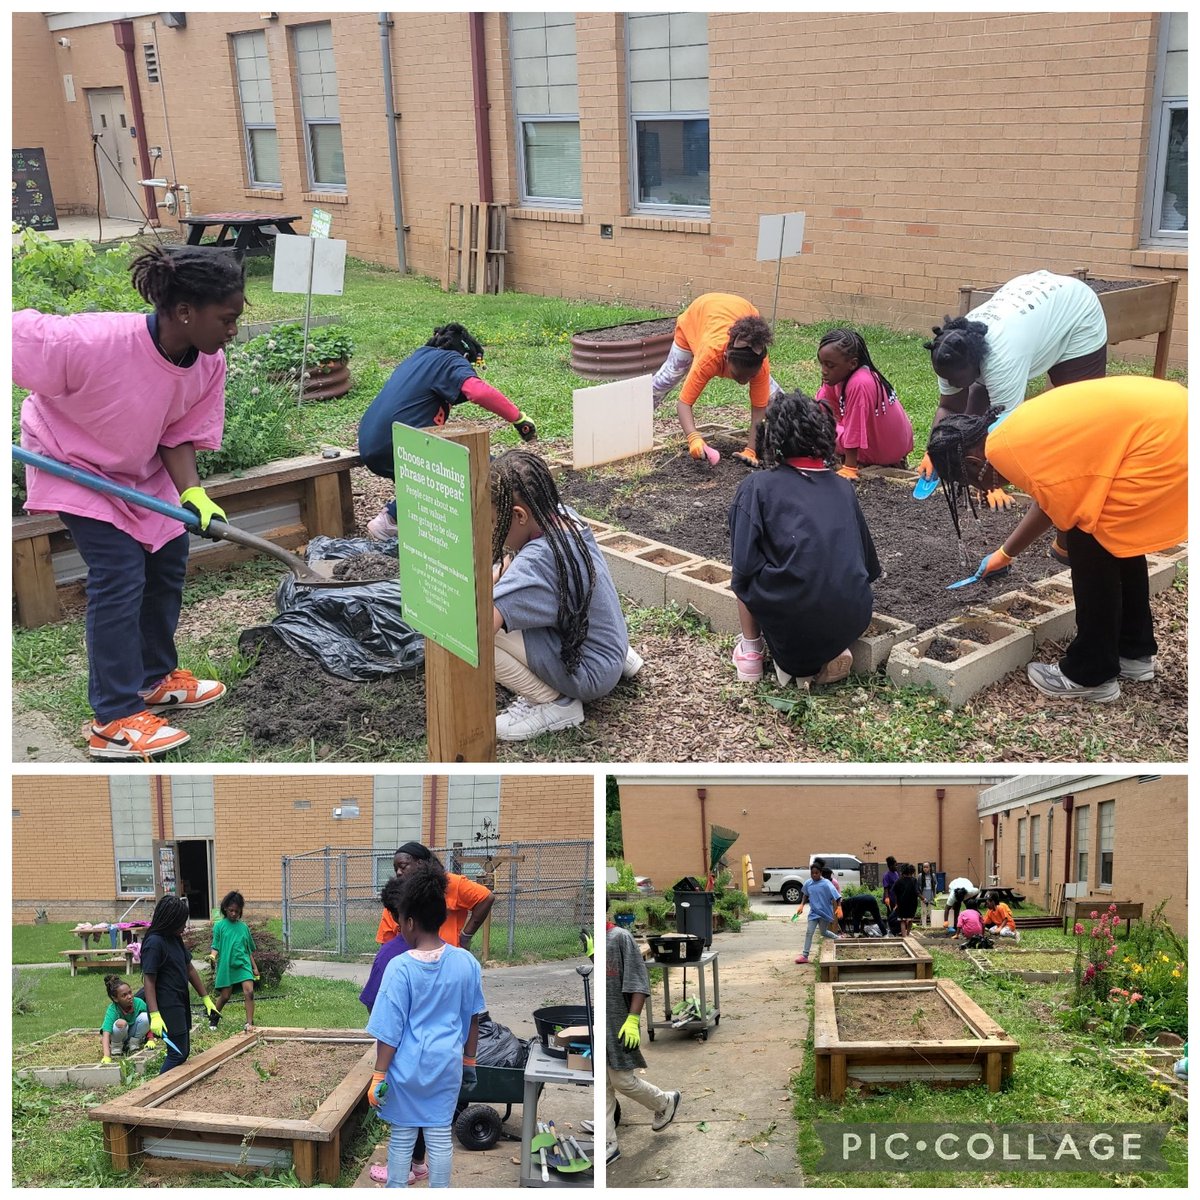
[184,920,292,990]
[12,967,38,1017]
[641,897,673,931]
[606,859,637,894]
[242,323,354,376]
[12,226,141,314]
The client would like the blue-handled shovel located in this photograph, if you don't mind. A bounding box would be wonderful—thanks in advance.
[13,445,390,588]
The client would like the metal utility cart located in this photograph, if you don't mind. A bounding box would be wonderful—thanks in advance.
[518,1043,594,1187]
[645,949,721,1041]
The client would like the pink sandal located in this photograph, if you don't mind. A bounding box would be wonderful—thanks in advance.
[369,1164,387,1184]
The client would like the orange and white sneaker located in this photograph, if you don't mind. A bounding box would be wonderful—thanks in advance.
[88,710,190,759]
[141,669,226,711]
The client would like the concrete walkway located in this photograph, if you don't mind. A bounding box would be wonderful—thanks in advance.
[14,214,147,244]
[607,894,809,1188]
[12,709,87,763]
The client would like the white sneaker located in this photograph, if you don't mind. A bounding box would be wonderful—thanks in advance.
[496,696,584,741]
[1118,656,1156,681]
[622,646,644,679]
[366,508,397,540]
[1027,662,1120,702]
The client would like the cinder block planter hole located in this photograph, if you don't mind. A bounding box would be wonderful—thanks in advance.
[851,613,918,674]
[819,936,933,982]
[814,979,1018,1100]
[89,1027,374,1183]
[15,1028,153,1088]
[664,560,740,635]
[966,948,1076,983]
[975,589,1075,648]
[597,532,699,607]
[886,618,1034,708]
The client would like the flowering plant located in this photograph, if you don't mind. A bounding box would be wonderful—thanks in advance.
[242,323,354,376]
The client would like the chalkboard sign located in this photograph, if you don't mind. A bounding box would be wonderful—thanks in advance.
[861,861,881,889]
[13,147,58,231]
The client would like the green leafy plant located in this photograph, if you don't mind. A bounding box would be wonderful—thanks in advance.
[606,858,637,894]
[641,897,673,931]
[251,1059,272,1081]
[12,226,140,314]
[12,967,39,1017]
[242,323,354,376]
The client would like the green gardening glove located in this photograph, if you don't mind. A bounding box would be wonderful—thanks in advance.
[149,1011,167,1038]
[202,995,218,1016]
[179,485,227,538]
[513,411,537,442]
[618,1014,641,1050]
[101,1055,113,1064]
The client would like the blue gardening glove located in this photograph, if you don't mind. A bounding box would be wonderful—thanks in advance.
[513,411,537,442]
[979,547,1014,578]
[179,486,226,538]
[618,1014,641,1050]
[462,1060,478,1092]
[369,1071,388,1107]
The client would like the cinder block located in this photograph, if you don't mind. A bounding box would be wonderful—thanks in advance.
[972,589,1075,648]
[597,532,700,608]
[581,517,614,539]
[886,617,1035,708]
[850,612,918,674]
[664,559,741,634]
[15,1028,152,1089]
[1156,542,1188,567]
[1146,554,1179,597]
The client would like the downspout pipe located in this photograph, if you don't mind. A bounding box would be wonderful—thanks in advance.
[112,20,159,223]
[697,788,708,883]
[428,775,439,847]
[936,788,945,874]
[1062,794,1075,885]
[468,13,494,203]
[378,14,408,273]
[991,812,999,880]
[155,776,166,839]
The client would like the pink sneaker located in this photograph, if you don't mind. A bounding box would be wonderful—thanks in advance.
[732,637,765,681]
[409,1164,430,1185]
[794,954,809,964]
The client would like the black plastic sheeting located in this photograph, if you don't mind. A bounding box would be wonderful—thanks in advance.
[474,1011,531,1069]
[239,535,424,681]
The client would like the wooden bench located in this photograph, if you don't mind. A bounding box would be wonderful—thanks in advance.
[1062,899,1144,937]
[13,449,362,628]
[61,947,136,977]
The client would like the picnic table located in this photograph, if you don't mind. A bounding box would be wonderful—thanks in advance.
[986,886,1026,908]
[61,947,137,977]
[180,211,302,257]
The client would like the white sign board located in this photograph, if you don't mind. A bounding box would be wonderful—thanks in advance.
[1064,881,1089,899]
[272,233,347,296]
[572,374,654,469]
[756,211,807,262]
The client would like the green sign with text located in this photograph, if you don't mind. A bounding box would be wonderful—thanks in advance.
[392,425,478,666]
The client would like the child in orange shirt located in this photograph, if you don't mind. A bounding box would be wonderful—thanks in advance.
[651,293,785,467]
[983,894,1020,941]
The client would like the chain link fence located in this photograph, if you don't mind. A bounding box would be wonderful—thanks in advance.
[281,840,592,963]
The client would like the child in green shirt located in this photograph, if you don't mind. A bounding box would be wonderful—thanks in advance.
[99,974,152,1062]
[208,890,259,1031]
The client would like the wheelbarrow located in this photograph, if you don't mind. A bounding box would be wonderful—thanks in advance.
[453,1063,526,1150]
[12,444,393,588]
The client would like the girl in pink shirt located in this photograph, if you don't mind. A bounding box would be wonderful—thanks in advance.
[13,244,245,759]
[815,329,914,477]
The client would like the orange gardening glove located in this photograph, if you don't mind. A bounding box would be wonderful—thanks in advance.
[686,431,708,461]
[918,452,935,480]
[836,465,859,480]
[368,1071,388,1107]
[980,546,1014,577]
[733,445,758,466]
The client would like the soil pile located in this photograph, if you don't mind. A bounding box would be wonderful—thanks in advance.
[170,1039,368,1119]
[835,990,973,1041]
[561,446,1061,631]
[575,317,675,341]
[331,552,397,582]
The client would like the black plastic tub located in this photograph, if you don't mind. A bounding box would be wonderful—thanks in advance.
[532,1005,590,1057]
[647,933,703,964]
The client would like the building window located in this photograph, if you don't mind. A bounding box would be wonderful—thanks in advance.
[445,777,501,870]
[1074,805,1090,887]
[1097,800,1115,888]
[627,12,709,212]
[171,777,214,839]
[1016,817,1027,879]
[117,859,154,895]
[1029,815,1041,882]
[232,30,281,187]
[293,22,345,189]
[1143,12,1187,242]
[510,14,581,205]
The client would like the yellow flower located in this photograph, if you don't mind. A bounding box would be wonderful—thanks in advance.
[1172,970,1181,978]
[1161,953,1171,962]
[1132,963,1144,974]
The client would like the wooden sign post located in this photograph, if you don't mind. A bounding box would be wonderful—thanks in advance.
[451,849,526,961]
[393,423,496,762]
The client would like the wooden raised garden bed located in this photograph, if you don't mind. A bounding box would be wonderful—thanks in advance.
[89,1027,374,1184]
[958,269,1180,377]
[966,948,1075,984]
[818,936,933,982]
[13,449,361,628]
[814,979,1018,1101]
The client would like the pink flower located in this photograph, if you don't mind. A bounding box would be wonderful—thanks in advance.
[1107,946,1116,957]
[1090,911,1099,919]
[1073,922,1085,935]
[1084,964,1096,982]
[1108,903,1118,913]
[1130,993,1143,1003]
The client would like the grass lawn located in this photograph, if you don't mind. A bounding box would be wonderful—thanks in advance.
[790,931,1187,1187]
[11,261,1188,763]
[12,966,382,1187]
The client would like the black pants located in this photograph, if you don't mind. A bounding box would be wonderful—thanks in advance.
[1060,529,1156,687]
[158,1002,191,1073]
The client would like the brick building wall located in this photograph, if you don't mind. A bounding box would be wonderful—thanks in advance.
[12,773,593,920]
[979,775,1187,931]
[615,776,992,892]
[12,12,1186,363]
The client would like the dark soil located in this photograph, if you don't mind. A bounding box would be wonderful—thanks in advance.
[949,622,1004,645]
[331,552,397,582]
[835,989,973,1041]
[230,632,426,747]
[562,448,1061,631]
[836,944,910,961]
[1085,278,1148,294]
[1004,598,1046,621]
[575,317,676,342]
[925,637,963,663]
[170,1038,367,1119]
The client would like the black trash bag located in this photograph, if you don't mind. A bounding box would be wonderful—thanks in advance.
[474,1011,531,1070]
[240,535,424,681]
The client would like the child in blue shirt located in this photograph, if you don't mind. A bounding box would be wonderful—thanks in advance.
[795,865,842,964]
[366,862,485,1188]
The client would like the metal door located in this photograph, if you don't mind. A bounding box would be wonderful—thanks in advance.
[86,88,144,222]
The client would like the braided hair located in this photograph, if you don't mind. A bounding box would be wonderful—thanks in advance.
[219,890,245,918]
[925,410,994,539]
[754,389,838,469]
[427,323,485,363]
[146,894,190,940]
[924,316,989,382]
[490,449,595,675]
[395,861,450,934]
[727,313,773,369]
[104,974,130,1001]
[818,328,897,415]
[128,244,245,314]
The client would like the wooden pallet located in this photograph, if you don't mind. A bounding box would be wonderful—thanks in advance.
[443,202,507,294]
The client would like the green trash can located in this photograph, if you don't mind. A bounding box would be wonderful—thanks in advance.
[672,878,714,948]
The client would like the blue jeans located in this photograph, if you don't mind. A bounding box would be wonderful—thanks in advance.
[803,917,838,957]
[387,1124,452,1188]
[110,1010,150,1053]
[59,513,190,722]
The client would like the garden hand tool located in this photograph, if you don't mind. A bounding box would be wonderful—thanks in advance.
[547,1121,569,1167]
[577,963,596,1072]
[12,445,394,588]
[532,1124,555,1181]
[913,452,939,499]
[566,1135,592,1172]
[555,1133,592,1174]
[946,548,1013,590]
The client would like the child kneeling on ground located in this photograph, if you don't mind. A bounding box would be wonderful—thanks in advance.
[490,450,641,742]
[366,862,486,1189]
[983,893,1020,941]
[728,390,881,687]
[99,975,152,1063]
